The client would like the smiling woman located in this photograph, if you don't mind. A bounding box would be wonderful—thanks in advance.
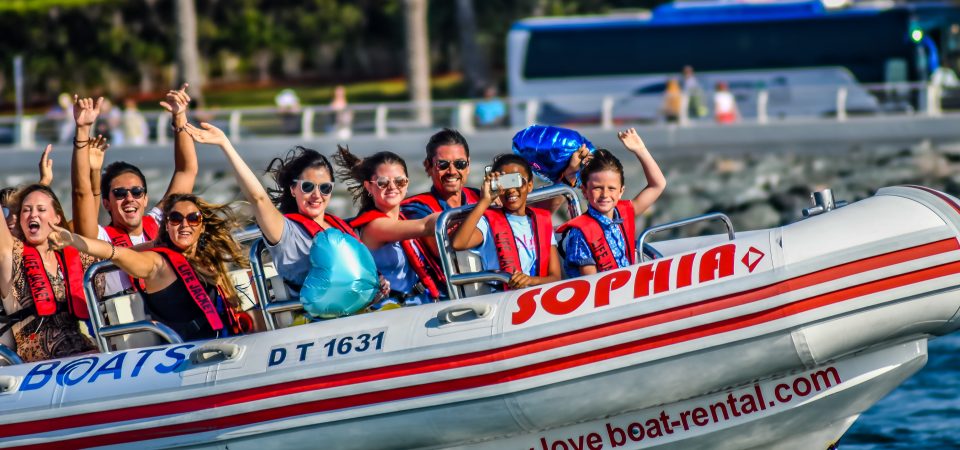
[335,146,442,310]
[0,184,99,363]
[46,193,254,342]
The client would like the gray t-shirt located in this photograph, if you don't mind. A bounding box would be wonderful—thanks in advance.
[265,216,314,298]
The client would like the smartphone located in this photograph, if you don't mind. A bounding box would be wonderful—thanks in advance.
[490,172,524,191]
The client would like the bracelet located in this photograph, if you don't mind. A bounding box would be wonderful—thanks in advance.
[107,243,116,260]
[171,123,186,133]
[74,138,93,148]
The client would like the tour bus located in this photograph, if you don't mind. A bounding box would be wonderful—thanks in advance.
[506,0,960,125]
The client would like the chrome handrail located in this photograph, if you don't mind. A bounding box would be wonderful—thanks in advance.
[637,212,736,262]
[0,344,23,366]
[249,237,306,331]
[435,184,583,299]
[83,260,185,351]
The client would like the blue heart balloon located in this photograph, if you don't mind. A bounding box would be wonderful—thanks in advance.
[300,229,378,319]
[512,125,595,182]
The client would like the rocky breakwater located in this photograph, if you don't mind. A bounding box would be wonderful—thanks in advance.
[637,140,960,236]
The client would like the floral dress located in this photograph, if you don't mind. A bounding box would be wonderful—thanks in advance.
[4,239,101,363]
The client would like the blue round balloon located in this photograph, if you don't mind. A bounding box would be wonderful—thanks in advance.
[512,125,595,182]
[300,229,378,319]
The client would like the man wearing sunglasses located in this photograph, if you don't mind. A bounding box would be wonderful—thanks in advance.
[402,129,480,268]
[70,86,199,296]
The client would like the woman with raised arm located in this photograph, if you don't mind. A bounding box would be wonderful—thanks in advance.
[335,147,441,309]
[0,184,98,362]
[183,122,357,297]
[47,193,252,342]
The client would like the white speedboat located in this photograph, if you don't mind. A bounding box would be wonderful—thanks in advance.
[2,185,960,449]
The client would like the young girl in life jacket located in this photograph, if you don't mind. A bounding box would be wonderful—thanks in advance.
[47,193,254,342]
[335,147,441,310]
[451,154,562,290]
[558,128,666,277]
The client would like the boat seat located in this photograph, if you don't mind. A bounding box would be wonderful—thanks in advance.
[454,250,493,298]
[100,292,162,350]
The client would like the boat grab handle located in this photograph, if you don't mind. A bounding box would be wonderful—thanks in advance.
[190,343,241,365]
[437,303,493,325]
[638,212,736,262]
[0,376,17,393]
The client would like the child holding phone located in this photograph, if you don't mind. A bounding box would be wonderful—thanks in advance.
[558,128,666,277]
[451,154,562,289]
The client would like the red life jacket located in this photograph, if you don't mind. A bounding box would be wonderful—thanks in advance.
[149,247,224,332]
[104,215,159,290]
[483,207,553,279]
[284,213,359,240]
[401,188,480,213]
[103,215,159,248]
[22,245,89,319]
[350,210,442,299]
[557,200,637,272]
[401,188,480,267]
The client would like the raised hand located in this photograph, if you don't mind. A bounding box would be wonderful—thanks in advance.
[617,127,648,154]
[88,135,110,172]
[159,83,191,117]
[561,144,592,185]
[38,144,54,186]
[184,122,229,147]
[73,95,103,128]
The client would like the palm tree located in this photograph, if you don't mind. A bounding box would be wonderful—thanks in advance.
[456,0,489,96]
[403,0,431,125]
[174,0,204,106]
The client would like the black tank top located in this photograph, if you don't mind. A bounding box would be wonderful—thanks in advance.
[142,277,222,342]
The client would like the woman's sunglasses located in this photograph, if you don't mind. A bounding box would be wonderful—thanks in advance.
[111,186,147,199]
[168,211,203,226]
[372,176,409,189]
[294,180,334,195]
[435,159,469,171]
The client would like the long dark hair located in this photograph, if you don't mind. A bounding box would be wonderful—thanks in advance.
[265,146,336,214]
[579,149,624,186]
[334,145,408,214]
[159,193,249,305]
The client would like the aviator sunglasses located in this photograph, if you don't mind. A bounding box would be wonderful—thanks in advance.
[434,159,469,171]
[168,211,203,226]
[294,179,335,195]
[111,186,147,199]
[372,176,409,189]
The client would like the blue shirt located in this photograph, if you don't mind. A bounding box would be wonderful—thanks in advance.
[401,187,480,220]
[560,205,631,278]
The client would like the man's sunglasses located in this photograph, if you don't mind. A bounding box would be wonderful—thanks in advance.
[111,186,147,199]
[294,180,334,195]
[168,211,203,226]
[372,176,409,189]
[435,159,469,171]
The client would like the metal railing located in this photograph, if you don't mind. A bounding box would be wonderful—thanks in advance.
[83,261,185,352]
[637,212,736,262]
[1,81,954,149]
[249,238,306,331]
[435,184,584,299]
[0,344,23,366]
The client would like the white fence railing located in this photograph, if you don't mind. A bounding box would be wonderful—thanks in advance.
[0,82,953,149]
